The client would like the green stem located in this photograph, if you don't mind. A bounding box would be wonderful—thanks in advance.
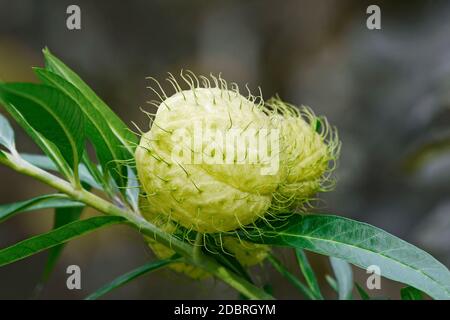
[0,153,273,300]
[193,232,203,264]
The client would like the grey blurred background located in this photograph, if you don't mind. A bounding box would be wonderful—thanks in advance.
[0,0,449,299]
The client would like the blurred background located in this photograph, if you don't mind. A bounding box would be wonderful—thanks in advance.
[0,0,449,299]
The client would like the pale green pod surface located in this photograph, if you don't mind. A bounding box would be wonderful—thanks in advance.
[146,238,210,280]
[140,196,269,278]
[222,237,270,267]
[268,97,340,210]
[136,88,283,233]
[139,196,210,279]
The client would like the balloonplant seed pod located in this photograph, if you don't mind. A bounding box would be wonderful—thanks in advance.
[135,72,339,235]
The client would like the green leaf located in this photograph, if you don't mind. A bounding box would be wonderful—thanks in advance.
[42,48,137,155]
[355,282,370,300]
[125,166,139,212]
[330,256,353,300]
[21,153,101,190]
[21,153,56,170]
[81,152,104,190]
[1,104,73,179]
[0,194,83,223]
[37,189,89,290]
[401,286,424,300]
[241,214,450,300]
[0,113,15,151]
[41,205,85,282]
[295,249,323,299]
[325,275,338,292]
[0,216,124,267]
[86,256,179,300]
[34,68,129,190]
[0,83,85,181]
[267,254,316,300]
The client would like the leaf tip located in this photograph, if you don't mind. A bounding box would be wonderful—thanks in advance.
[42,47,51,55]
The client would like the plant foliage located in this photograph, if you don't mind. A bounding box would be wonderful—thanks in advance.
[0,49,448,300]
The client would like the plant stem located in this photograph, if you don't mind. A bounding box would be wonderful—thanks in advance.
[193,232,203,264]
[0,153,273,300]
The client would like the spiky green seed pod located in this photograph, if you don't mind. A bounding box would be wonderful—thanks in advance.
[135,73,339,234]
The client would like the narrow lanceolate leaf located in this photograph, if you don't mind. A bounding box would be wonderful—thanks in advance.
[0,83,85,178]
[401,286,424,300]
[86,256,180,300]
[2,105,72,179]
[0,194,83,223]
[325,275,338,293]
[330,257,353,300]
[21,153,101,190]
[0,216,124,267]
[267,254,316,300]
[35,68,129,190]
[295,249,323,300]
[41,205,86,282]
[42,48,137,155]
[81,152,104,190]
[355,282,370,300]
[0,113,15,152]
[125,166,140,212]
[242,214,450,300]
